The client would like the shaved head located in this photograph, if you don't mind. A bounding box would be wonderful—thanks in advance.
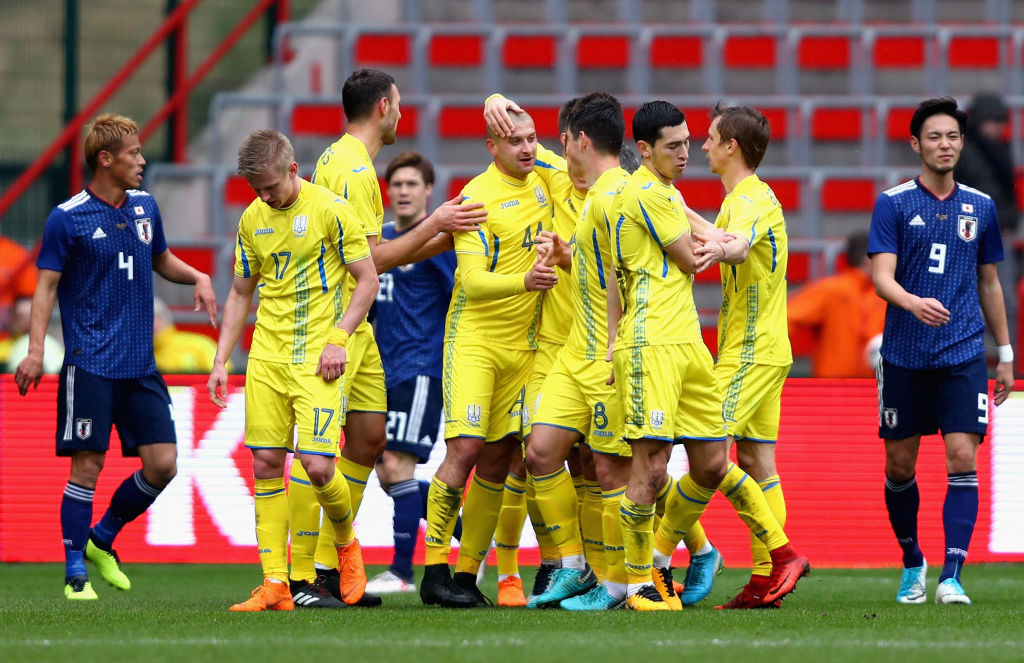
[488,111,534,140]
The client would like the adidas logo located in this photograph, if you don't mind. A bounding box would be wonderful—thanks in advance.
[91,227,107,239]
[909,215,925,227]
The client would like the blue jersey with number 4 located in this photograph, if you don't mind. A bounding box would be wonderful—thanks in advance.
[37,187,168,379]
[375,219,456,387]
[868,178,1003,370]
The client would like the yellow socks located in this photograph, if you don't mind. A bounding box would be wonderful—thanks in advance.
[683,520,709,555]
[532,468,584,560]
[254,478,290,582]
[337,456,373,516]
[602,487,628,595]
[751,475,786,577]
[454,475,504,576]
[654,472,714,558]
[719,463,788,554]
[620,495,655,590]
[526,474,559,563]
[495,473,528,577]
[287,463,320,583]
[424,477,463,566]
[580,480,605,580]
[312,469,355,547]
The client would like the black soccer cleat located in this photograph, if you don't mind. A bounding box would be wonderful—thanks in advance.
[419,564,478,608]
[291,578,346,609]
[452,571,494,607]
[315,568,382,607]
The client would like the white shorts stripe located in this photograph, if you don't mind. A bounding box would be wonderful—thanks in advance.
[404,375,429,444]
[63,365,76,441]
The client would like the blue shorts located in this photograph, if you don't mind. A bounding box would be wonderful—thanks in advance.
[56,364,177,457]
[385,375,443,463]
[877,354,989,440]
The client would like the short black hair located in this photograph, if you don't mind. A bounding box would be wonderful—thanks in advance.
[711,103,771,170]
[342,68,396,121]
[385,150,435,186]
[910,97,966,139]
[558,97,583,134]
[632,101,686,146]
[566,92,624,157]
[845,230,870,268]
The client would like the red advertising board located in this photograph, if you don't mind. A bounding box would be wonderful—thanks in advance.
[2,376,1022,567]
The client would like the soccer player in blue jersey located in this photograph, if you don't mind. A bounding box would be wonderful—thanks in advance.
[366,151,457,594]
[14,113,218,600]
[868,97,1015,606]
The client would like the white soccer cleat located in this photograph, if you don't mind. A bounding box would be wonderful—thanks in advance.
[365,570,416,594]
[935,578,972,605]
[896,560,927,604]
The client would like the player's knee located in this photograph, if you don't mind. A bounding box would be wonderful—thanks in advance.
[70,453,105,486]
[946,447,977,474]
[524,444,558,477]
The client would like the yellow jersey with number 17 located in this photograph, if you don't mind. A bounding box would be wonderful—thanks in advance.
[235,179,371,365]
[716,173,792,366]
[312,133,382,329]
[611,165,702,349]
[565,166,629,361]
[446,163,554,350]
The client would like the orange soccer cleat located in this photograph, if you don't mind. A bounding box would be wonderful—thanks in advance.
[230,578,295,612]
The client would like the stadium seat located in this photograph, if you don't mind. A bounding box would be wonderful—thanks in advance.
[574,30,635,95]
[794,31,861,95]
[721,30,783,95]
[648,32,707,96]
[820,177,878,213]
[426,30,490,93]
[943,31,1009,95]
[867,30,935,95]
[807,104,877,167]
[883,104,919,167]
[500,30,562,94]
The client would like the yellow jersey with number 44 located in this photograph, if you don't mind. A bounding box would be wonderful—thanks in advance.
[611,165,702,349]
[715,174,792,366]
[234,179,370,365]
[445,163,554,350]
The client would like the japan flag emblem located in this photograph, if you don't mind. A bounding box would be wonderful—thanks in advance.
[135,218,153,244]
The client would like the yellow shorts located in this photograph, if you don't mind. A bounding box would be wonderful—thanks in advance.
[613,342,726,443]
[534,351,631,457]
[716,361,790,442]
[244,357,343,457]
[523,339,562,438]
[443,338,533,443]
[340,322,387,425]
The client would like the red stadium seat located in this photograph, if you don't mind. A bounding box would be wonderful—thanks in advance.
[811,107,867,141]
[770,178,801,211]
[576,34,631,68]
[821,178,878,212]
[447,176,473,199]
[225,176,255,207]
[723,34,778,69]
[439,107,485,138]
[169,247,216,277]
[649,35,703,68]
[873,35,926,68]
[429,33,485,66]
[291,104,344,136]
[758,106,789,140]
[787,251,810,283]
[503,34,557,68]
[797,35,852,70]
[678,179,724,211]
[885,106,916,140]
[355,33,411,66]
[947,35,1001,68]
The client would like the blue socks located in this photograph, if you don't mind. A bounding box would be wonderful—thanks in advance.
[62,482,94,579]
[885,474,924,569]
[940,471,978,583]
[389,479,421,582]
[91,470,163,549]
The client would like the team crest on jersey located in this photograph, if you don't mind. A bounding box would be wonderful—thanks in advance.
[134,205,145,216]
[293,215,308,237]
[466,404,482,426]
[134,218,153,244]
[75,418,93,440]
[958,215,978,242]
[649,409,665,430]
[534,185,548,206]
[883,408,898,429]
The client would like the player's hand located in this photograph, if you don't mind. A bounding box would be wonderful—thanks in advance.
[316,343,347,382]
[693,229,737,244]
[207,364,230,408]
[909,296,951,327]
[605,348,615,385]
[14,353,43,396]
[993,361,1014,405]
[433,195,487,233]
[194,273,219,327]
[536,230,567,267]
[524,257,558,291]
[484,94,524,138]
[692,238,727,273]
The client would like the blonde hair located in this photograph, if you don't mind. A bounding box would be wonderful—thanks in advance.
[237,129,294,178]
[84,113,139,172]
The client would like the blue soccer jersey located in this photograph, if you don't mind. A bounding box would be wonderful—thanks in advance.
[374,219,456,387]
[37,188,168,379]
[868,178,1004,369]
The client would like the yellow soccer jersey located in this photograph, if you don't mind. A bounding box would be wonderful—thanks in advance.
[234,179,371,364]
[565,166,629,360]
[535,143,579,344]
[312,133,383,328]
[611,165,702,349]
[715,174,793,366]
[445,163,553,350]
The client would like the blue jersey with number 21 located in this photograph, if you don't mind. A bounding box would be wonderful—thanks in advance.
[868,178,1003,370]
[37,187,168,379]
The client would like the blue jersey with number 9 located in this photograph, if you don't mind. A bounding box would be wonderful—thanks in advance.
[37,188,168,379]
[867,178,1003,369]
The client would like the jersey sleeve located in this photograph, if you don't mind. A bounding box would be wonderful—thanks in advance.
[150,202,169,256]
[457,251,527,300]
[978,201,1005,264]
[36,207,72,272]
[233,211,260,278]
[867,193,899,256]
[330,200,371,264]
[720,194,765,247]
[635,184,687,248]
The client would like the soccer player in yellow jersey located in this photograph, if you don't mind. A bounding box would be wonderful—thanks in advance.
[420,110,559,608]
[610,101,809,610]
[293,68,484,604]
[684,104,796,609]
[207,130,378,611]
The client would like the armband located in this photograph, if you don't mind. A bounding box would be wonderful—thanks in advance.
[997,344,1014,364]
[327,328,349,348]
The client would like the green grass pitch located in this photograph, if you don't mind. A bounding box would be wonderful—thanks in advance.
[2,563,1022,663]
